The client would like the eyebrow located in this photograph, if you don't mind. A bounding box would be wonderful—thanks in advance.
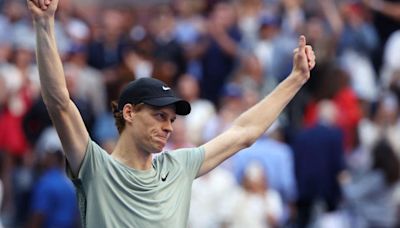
[151,106,177,119]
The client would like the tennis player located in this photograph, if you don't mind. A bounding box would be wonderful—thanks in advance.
[27,0,316,227]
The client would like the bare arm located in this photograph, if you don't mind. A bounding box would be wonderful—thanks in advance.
[319,0,344,37]
[198,36,316,176]
[28,0,88,175]
[363,0,400,21]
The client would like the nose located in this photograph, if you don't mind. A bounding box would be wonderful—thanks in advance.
[162,120,174,134]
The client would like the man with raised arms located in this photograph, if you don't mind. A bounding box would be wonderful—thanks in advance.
[27,0,316,227]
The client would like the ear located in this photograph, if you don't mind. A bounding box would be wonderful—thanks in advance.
[122,104,136,123]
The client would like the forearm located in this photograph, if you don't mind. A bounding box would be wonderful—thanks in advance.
[381,2,400,20]
[213,32,239,57]
[233,73,305,144]
[200,36,314,176]
[319,0,343,37]
[369,0,400,21]
[34,17,70,110]
[29,0,89,176]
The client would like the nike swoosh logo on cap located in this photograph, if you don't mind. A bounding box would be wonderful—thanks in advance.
[162,86,171,91]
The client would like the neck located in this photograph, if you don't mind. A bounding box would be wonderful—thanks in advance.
[111,132,153,171]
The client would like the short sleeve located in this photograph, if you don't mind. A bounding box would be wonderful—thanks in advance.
[66,139,110,182]
[168,146,205,180]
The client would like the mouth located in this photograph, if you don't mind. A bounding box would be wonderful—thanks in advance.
[155,135,168,146]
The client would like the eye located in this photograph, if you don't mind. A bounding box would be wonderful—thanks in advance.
[154,112,166,121]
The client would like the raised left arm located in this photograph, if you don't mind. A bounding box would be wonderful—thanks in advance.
[197,35,316,177]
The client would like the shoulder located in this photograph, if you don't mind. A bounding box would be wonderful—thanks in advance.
[154,147,205,179]
[67,139,111,180]
[87,139,109,157]
[156,147,205,162]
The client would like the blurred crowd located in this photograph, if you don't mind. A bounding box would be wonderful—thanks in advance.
[0,0,400,227]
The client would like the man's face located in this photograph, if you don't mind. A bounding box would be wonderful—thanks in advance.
[131,105,177,153]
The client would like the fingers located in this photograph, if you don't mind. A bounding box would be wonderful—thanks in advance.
[298,35,306,53]
[305,45,316,70]
[29,0,50,10]
[293,35,316,73]
[29,0,38,6]
[293,35,315,70]
[40,0,49,10]
[27,0,40,12]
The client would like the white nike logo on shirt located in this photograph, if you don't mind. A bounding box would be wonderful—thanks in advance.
[162,86,171,91]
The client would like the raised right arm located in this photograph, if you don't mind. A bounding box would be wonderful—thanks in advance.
[28,0,88,175]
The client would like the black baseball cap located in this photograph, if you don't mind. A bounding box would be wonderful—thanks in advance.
[117,78,191,115]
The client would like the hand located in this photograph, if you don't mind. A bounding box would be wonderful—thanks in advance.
[27,0,59,20]
[337,170,352,185]
[291,35,316,83]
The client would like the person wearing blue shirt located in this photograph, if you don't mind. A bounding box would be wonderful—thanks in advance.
[29,149,79,228]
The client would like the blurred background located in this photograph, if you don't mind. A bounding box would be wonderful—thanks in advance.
[0,0,400,227]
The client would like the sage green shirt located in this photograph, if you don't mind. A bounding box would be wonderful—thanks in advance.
[68,140,205,228]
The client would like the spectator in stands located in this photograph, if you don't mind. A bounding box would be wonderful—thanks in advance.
[150,4,187,86]
[176,74,216,146]
[198,1,242,105]
[232,121,297,225]
[227,161,283,228]
[87,8,127,70]
[293,100,346,228]
[189,166,238,228]
[28,128,79,228]
[339,139,400,227]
